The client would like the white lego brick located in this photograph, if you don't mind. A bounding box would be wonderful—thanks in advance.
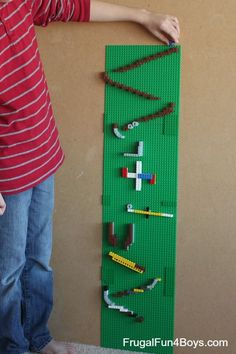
[127,172,136,178]
[135,161,142,191]
[138,141,144,156]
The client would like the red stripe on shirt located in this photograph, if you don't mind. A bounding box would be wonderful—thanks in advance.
[0,0,90,194]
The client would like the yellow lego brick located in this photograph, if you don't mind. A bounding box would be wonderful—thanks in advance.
[133,289,144,293]
[108,251,144,273]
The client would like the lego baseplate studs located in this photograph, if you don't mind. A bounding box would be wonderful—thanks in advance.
[101,45,181,353]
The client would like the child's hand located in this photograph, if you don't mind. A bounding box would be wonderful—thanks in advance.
[138,10,180,44]
[0,193,6,216]
[90,2,180,44]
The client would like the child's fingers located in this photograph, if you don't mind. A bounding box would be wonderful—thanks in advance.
[0,194,6,216]
[160,20,179,43]
[171,19,180,35]
[154,31,170,45]
[0,206,6,216]
[171,16,179,26]
[160,27,179,44]
[173,24,180,37]
[169,28,179,43]
[143,13,180,44]
[167,23,180,42]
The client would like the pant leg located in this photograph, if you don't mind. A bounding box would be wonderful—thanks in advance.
[0,189,32,354]
[20,175,55,352]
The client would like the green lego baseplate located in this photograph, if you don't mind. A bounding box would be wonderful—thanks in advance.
[101,45,181,354]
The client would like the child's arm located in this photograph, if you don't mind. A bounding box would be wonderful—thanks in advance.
[90,0,180,44]
[29,0,179,43]
[0,193,6,216]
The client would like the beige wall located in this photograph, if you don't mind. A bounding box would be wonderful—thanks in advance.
[35,0,236,352]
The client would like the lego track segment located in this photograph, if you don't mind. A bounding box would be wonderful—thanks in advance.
[101,45,181,353]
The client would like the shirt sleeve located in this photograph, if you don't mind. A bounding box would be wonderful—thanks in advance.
[30,0,90,27]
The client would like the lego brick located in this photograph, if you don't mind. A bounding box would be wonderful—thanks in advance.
[112,47,179,72]
[108,251,145,274]
[163,267,175,297]
[136,161,142,191]
[162,116,178,136]
[124,141,144,157]
[103,71,161,101]
[101,45,181,353]
[124,223,135,250]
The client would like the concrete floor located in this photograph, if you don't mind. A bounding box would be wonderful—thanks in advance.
[30,342,148,354]
[72,342,147,353]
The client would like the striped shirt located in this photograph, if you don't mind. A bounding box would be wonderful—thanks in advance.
[0,0,90,194]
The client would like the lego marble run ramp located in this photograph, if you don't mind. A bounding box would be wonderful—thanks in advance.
[101,45,181,353]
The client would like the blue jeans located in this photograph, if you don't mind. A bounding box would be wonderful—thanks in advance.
[0,175,55,354]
